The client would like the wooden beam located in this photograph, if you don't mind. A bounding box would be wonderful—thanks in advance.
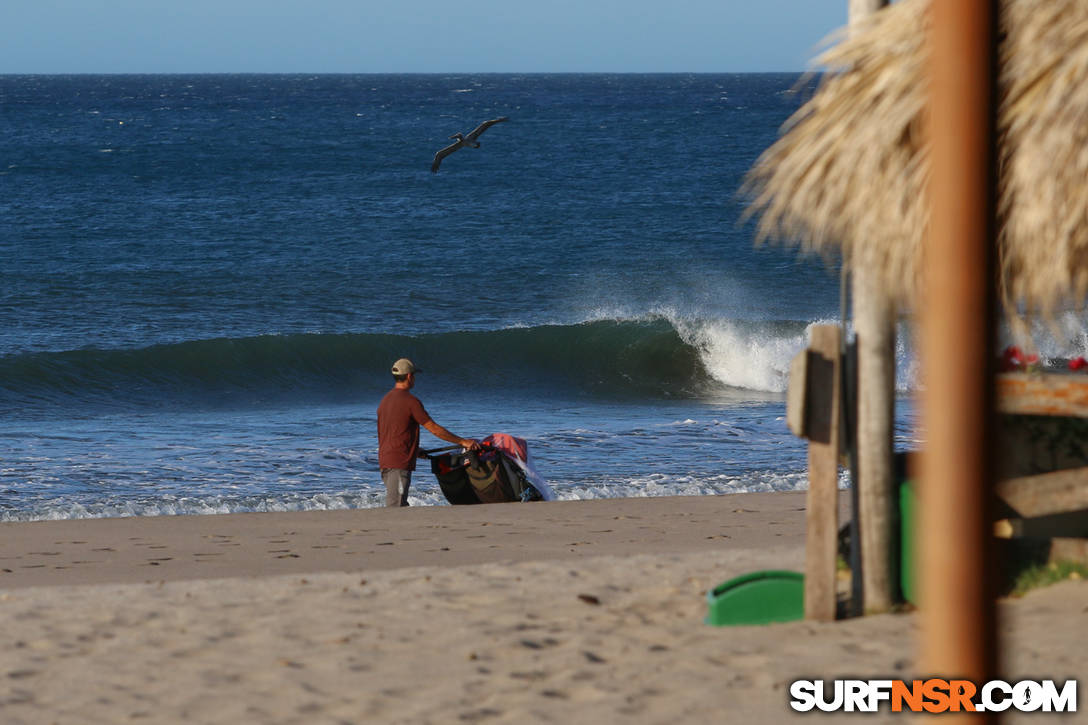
[804,324,841,622]
[849,0,897,619]
[997,373,1088,417]
[920,0,999,695]
[852,273,897,614]
[1048,537,1088,562]
[996,467,1088,518]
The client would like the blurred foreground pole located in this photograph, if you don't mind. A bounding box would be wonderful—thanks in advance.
[920,0,999,706]
[848,0,897,615]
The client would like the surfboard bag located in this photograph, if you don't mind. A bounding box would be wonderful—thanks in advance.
[430,438,543,505]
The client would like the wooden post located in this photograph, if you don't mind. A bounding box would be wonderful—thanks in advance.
[849,0,897,616]
[852,275,897,613]
[803,325,842,621]
[996,373,1088,416]
[996,467,1088,519]
[920,0,999,702]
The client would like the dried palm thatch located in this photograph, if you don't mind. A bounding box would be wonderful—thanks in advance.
[745,0,1088,318]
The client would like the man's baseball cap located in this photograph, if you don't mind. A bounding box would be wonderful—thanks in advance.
[391,358,421,375]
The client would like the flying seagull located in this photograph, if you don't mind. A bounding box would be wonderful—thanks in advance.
[431,117,509,173]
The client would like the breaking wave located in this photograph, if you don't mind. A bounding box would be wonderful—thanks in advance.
[0,316,912,411]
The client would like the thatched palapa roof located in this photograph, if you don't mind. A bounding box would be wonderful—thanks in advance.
[745,0,1088,317]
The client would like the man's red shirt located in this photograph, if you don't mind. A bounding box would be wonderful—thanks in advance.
[377,387,433,470]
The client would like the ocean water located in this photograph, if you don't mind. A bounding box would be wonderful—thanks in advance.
[1,73,927,521]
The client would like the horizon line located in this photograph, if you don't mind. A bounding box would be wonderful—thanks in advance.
[0,69,820,77]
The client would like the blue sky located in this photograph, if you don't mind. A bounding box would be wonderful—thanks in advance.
[3,1,847,74]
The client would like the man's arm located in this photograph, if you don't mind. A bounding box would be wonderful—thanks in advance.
[422,420,480,451]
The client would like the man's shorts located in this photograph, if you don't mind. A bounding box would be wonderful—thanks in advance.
[381,468,412,507]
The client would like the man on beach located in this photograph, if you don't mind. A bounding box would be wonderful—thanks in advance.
[377,358,479,507]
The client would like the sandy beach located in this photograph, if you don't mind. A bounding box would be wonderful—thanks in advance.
[1,493,1084,724]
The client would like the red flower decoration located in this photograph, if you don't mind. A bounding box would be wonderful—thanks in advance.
[1001,346,1023,372]
[1001,346,1039,372]
[1069,356,1088,371]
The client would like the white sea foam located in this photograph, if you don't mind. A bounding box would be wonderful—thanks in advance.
[676,318,812,393]
[0,491,388,522]
[578,306,926,394]
[558,305,804,393]
[555,470,814,500]
[0,471,825,521]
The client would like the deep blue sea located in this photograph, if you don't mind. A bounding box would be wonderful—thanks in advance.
[1,73,924,520]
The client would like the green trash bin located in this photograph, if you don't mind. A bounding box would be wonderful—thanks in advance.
[706,570,804,626]
[899,479,917,605]
[707,475,917,623]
